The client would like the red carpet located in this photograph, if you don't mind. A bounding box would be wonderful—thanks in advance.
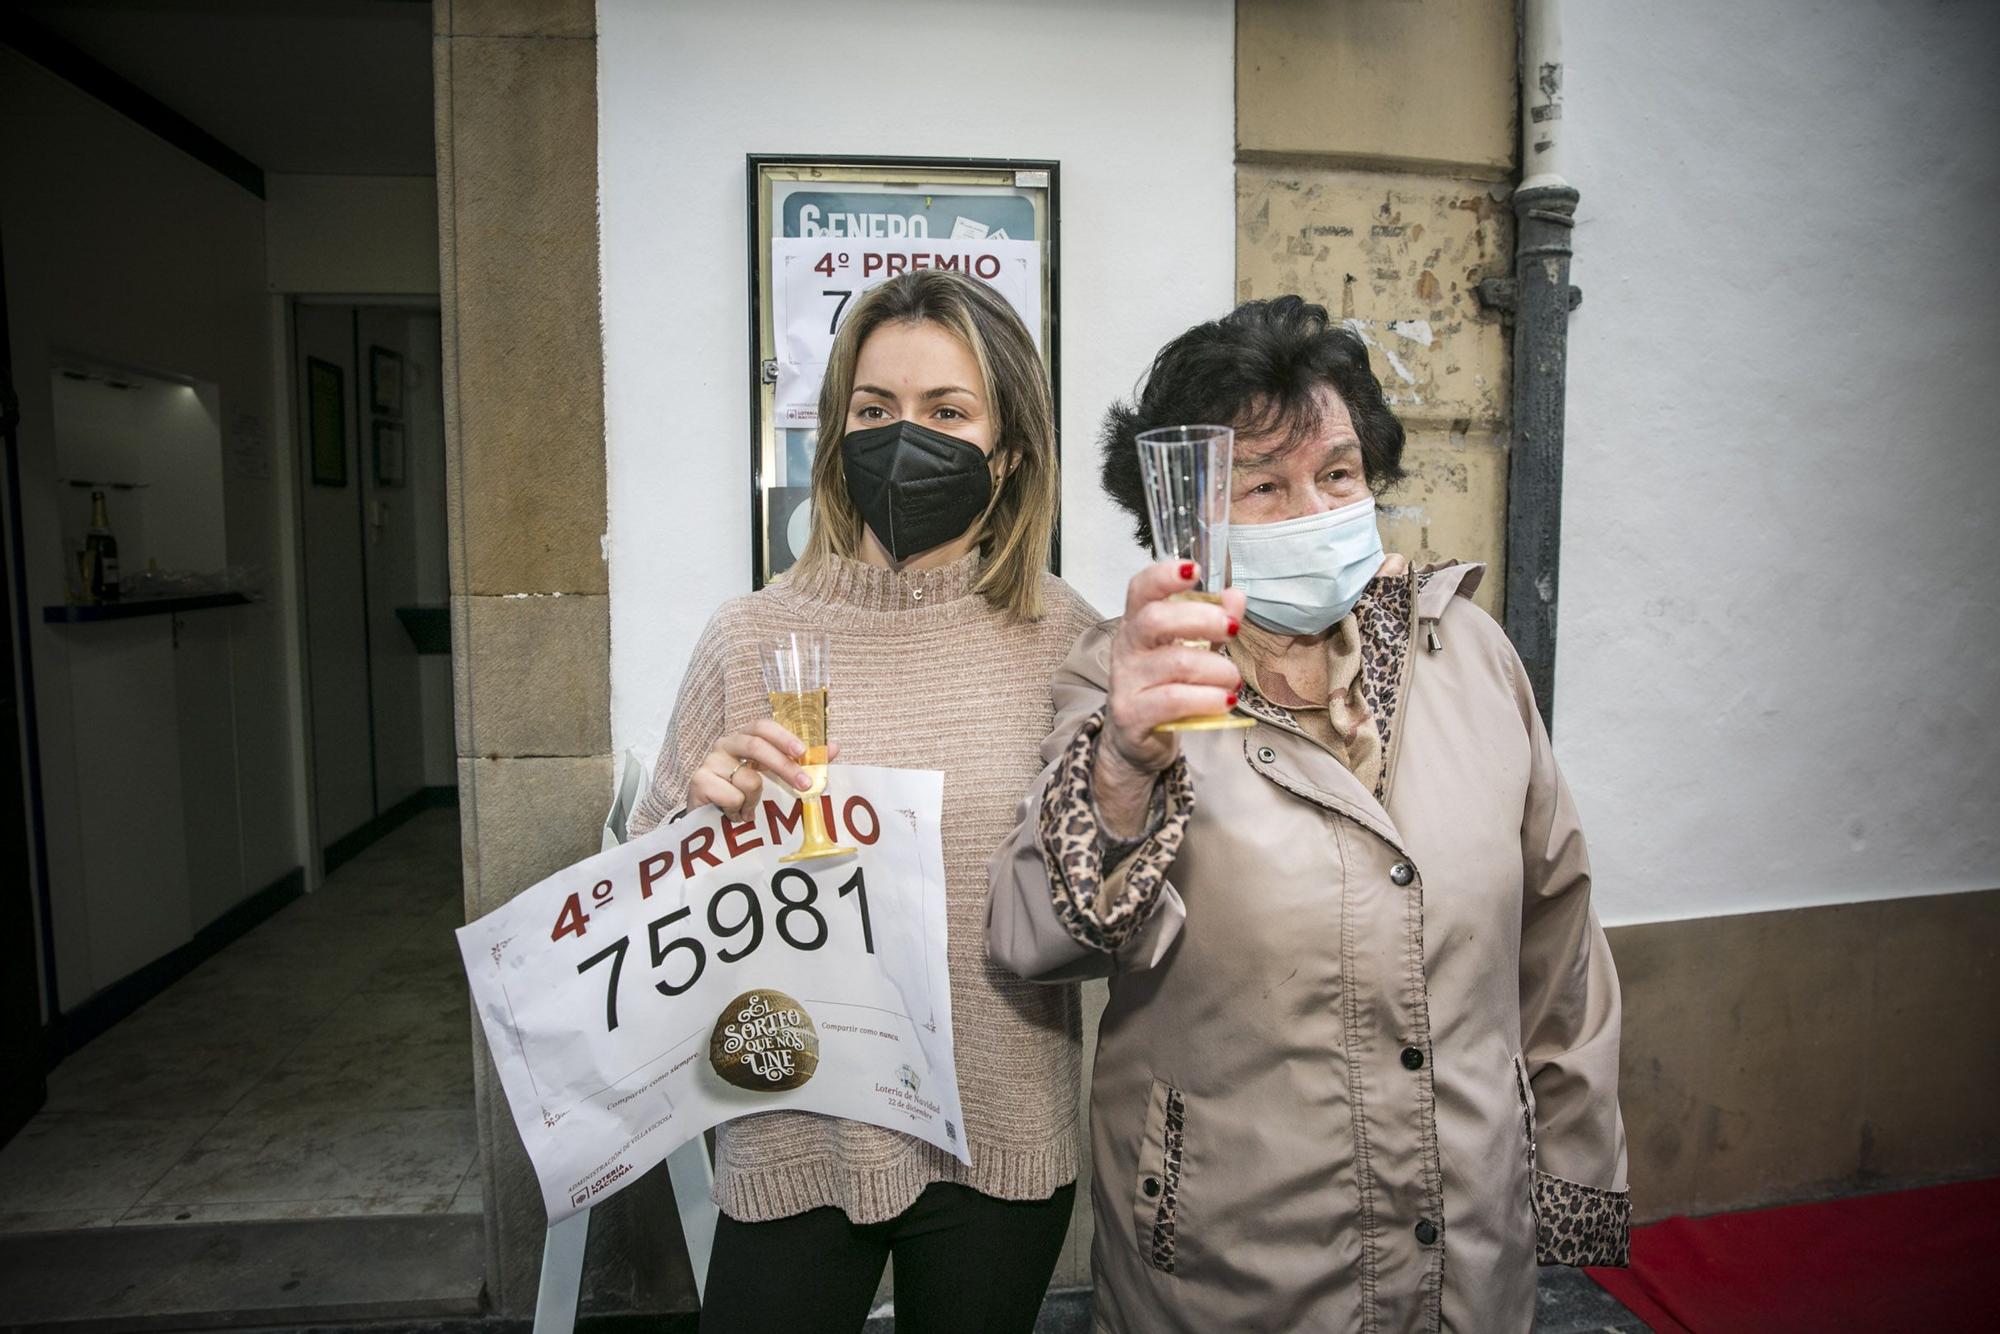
[1587,1177,2000,1333]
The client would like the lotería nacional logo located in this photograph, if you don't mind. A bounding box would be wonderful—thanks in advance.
[896,1064,920,1096]
[709,989,820,1091]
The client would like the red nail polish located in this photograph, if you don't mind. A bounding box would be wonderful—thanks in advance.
[1178,561,1196,581]
[1227,617,1240,637]
[1226,692,1239,709]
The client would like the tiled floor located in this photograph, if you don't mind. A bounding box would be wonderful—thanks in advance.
[0,809,478,1232]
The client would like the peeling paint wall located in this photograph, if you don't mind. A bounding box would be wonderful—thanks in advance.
[1237,1,1518,617]
[1238,171,1510,418]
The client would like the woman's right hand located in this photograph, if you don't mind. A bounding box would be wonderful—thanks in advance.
[1095,561,1244,835]
[686,722,841,817]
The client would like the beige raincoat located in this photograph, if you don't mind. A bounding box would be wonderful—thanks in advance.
[988,563,1630,1333]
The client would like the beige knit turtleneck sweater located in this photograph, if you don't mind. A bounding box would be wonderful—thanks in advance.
[628,550,1102,1224]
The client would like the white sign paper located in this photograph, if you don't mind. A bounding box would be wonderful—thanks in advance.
[771,237,1042,430]
[459,765,966,1223]
[230,413,271,479]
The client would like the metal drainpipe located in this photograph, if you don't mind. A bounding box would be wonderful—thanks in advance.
[1479,0,1580,729]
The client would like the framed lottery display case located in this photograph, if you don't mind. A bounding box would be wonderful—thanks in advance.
[746,155,1060,587]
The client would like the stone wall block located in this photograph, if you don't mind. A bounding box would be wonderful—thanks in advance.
[455,756,482,919]
[458,593,612,758]
[1238,165,1514,428]
[461,755,614,918]
[445,35,607,596]
[1237,0,1516,175]
[470,1019,545,1312]
[440,10,640,1316]
[449,594,474,759]
[446,0,595,39]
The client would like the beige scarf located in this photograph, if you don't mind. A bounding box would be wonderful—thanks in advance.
[1225,553,1410,795]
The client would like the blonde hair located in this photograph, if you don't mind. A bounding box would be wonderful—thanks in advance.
[792,269,1059,620]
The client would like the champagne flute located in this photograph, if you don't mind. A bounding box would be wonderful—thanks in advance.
[1136,425,1256,732]
[758,631,857,862]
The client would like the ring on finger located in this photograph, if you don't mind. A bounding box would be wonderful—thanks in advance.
[728,756,757,781]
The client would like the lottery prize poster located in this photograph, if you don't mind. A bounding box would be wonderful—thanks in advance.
[458,765,967,1223]
[753,170,1053,584]
[771,236,1042,432]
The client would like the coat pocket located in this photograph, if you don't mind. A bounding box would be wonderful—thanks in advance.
[1511,1052,1540,1220]
[1131,1078,1187,1275]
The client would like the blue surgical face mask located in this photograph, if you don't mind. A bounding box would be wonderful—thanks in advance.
[1227,496,1386,635]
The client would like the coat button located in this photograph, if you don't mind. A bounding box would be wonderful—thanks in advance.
[1142,1176,1162,1199]
[1389,861,1415,886]
[1255,746,1277,764]
[1415,1218,1438,1245]
[1400,1046,1424,1071]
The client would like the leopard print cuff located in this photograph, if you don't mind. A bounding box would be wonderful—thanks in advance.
[1149,1087,1187,1273]
[1534,1169,1632,1267]
[1037,709,1194,952]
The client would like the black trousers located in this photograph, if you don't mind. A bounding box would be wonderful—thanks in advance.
[697,1180,1076,1334]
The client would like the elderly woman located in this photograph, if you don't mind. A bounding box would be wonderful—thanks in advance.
[988,296,1630,1332]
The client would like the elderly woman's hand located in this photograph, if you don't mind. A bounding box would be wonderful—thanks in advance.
[1094,560,1245,838]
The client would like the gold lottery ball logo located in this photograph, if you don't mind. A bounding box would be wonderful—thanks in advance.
[710,989,820,1091]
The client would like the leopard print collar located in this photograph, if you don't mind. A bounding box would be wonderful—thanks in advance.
[1232,569,1428,801]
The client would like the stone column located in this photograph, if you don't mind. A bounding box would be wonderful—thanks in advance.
[434,0,693,1316]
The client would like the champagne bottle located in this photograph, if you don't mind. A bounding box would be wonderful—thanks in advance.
[85,490,120,603]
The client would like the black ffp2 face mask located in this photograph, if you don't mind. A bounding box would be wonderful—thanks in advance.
[840,420,996,564]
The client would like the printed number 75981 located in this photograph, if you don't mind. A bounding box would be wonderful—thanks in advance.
[573,866,874,1032]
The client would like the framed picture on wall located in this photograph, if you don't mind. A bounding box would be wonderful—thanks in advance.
[373,420,406,487]
[370,345,405,417]
[745,154,1060,587]
[307,357,346,487]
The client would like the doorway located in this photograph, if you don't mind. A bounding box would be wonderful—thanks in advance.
[0,305,466,1230]
[292,301,454,872]
[0,3,483,1316]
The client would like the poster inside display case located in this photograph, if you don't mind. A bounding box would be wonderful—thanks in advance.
[746,156,1059,587]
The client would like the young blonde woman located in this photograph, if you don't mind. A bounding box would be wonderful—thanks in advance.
[628,270,1098,1333]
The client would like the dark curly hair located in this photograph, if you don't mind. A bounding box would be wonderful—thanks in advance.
[1101,295,1407,548]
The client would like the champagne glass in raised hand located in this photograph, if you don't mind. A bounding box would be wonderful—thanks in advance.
[758,631,857,862]
[1136,425,1257,732]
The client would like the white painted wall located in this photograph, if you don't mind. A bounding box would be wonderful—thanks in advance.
[2,49,299,1006]
[598,0,1237,763]
[1558,1,2000,924]
[265,174,440,296]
